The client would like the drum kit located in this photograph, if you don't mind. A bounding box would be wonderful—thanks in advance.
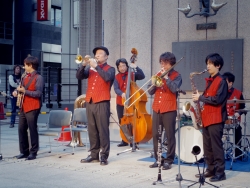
[161,98,250,167]
[222,99,250,169]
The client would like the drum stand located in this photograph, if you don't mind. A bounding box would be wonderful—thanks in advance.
[235,110,250,161]
[223,105,246,169]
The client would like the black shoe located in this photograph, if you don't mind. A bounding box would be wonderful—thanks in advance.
[117,141,128,147]
[100,156,108,166]
[209,173,226,182]
[162,162,172,170]
[14,153,29,159]
[195,170,214,178]
[26,153,37,160]
[9,124,14,128]
[80,155,99,163]
[149,158,164,168]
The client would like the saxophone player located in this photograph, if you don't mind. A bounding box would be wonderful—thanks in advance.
[192,53,228,182]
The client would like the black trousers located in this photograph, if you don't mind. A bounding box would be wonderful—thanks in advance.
[203,123,225,176]
[152,110,177,164]
[86,101,110,159]
[18,109,40,155]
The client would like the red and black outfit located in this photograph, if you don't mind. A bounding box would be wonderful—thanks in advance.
[226,88,245,157]
[148,69,182,165]
[76,63,115,160]
[18,71,44,156]
[199,73,228,176]
[114,67,145,123]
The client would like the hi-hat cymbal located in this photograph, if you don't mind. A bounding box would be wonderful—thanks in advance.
[235,109,250,114]
[227,99,250,104]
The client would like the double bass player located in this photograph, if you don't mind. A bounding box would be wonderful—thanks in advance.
[114,57,145,147]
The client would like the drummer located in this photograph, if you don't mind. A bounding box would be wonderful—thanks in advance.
[223,72,245,159]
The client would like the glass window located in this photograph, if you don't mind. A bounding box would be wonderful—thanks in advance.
[55,9,61,27]
[51,8,55,25]
[51,7,61,27]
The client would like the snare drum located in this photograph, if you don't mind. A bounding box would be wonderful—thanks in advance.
[224,116,239,129]
[175,126,204,163]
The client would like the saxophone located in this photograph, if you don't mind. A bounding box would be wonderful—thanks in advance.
[16,72,27,108]
[183,69,207,130]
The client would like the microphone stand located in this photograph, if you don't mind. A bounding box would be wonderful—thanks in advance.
[175,89,196,187]
[0,116,2,160]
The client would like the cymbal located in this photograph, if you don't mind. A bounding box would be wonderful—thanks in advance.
[235,109,250,114]
[227,99,250,104]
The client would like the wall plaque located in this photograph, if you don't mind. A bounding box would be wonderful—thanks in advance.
[172,39,243,91]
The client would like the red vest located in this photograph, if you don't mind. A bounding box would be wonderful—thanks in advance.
[115,72,135,106]
[85,65,112,103]
[22,74,41,113]
[227,88,242,116]
[201,76,223,127]
[152,71,179,113]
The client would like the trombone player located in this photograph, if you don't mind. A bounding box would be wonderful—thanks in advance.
[148,52,182,170]
[76,46,115,166]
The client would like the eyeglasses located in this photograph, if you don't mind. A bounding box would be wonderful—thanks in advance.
[118,64,127,68]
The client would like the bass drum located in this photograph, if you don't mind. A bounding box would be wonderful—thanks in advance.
[175,126,203,163]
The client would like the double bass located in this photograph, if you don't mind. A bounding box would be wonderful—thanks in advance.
[119,48,152,143]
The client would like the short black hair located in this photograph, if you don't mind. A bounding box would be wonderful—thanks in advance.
[159,52,176,66]
[115,58,128,72]
[223,72,235,83]
[205,53,224,71]
[24,56,39,70]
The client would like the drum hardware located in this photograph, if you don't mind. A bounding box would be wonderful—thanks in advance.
[227,99,250,104]
[187,146,219,188]
[234,110,250,162]
[222,105,249,169]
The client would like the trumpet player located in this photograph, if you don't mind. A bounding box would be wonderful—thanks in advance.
[76,46,115,166]
[192,53,228,182]
[148,52,182,170]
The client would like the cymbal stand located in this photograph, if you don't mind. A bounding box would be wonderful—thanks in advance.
[236,111,250,161]
[223,102,244,169]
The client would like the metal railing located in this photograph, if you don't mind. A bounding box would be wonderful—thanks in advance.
[4,67,81,109]
[0,21,13,40]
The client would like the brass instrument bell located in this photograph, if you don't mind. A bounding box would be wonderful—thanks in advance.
[75,55,83,64]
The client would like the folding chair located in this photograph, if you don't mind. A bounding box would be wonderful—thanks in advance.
[64,108,88,154]
[38,110,72,158]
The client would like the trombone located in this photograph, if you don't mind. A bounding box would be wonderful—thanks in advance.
[124,57,184,109]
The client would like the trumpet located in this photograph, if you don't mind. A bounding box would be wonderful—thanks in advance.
[75,54,98,65]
